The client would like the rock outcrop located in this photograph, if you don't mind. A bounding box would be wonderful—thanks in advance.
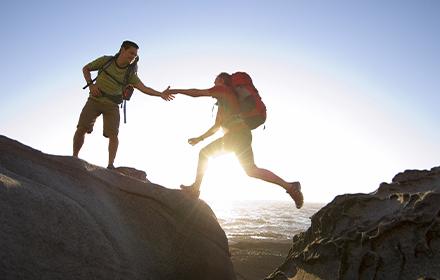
[267,166,440,280]
[0,135,236,280]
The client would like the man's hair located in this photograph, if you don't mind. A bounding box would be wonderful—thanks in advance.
[217,72,232,86]
[121,40,139,50]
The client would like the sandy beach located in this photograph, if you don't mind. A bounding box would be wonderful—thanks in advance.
[230,239,292,280]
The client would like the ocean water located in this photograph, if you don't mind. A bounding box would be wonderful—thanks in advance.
[208,200,324,243]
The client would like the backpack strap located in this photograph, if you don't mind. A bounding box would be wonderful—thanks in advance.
[82,56,115,89]
[101,56,138,88]
[83,54,138,90]
[102,68,125,85]
[82,54,138,124]
[123,56,139,86]
[122,100,127,123]
[120,56,139,124]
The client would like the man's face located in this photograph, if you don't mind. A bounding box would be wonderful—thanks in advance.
[214,76,223,86]
[120,46,138,64]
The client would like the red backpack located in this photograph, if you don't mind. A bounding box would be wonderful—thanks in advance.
[231,72,267,129]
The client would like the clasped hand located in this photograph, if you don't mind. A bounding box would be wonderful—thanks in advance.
[161,86,175,101]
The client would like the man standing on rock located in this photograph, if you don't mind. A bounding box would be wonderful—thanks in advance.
[73,40,174,169]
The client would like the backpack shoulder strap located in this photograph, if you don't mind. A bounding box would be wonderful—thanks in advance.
[82,55,116,89]
[123,56,139,86]
[98,56,115,74]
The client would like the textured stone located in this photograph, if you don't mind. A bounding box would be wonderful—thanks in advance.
[0,135,236,280]
[266,166,440,280]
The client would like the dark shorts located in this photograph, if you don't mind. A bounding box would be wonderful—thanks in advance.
[201,128,256,171]
[76,97,120,138]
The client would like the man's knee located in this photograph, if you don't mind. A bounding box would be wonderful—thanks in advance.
[104,130,119,139]
[199,147,211,159]
[108,134,119,142]
[243,164,258,177]
[75,127,88,136]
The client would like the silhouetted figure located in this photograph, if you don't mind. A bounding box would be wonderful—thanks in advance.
[73,40,173,168]
[168,72,303,208]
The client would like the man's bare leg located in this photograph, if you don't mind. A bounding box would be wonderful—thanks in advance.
[108,135,119,168]
[73,128,87,157]
[245,165,304,209]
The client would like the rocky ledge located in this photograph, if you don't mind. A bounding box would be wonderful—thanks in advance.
[267,166,440,280]
[0,135,236,280]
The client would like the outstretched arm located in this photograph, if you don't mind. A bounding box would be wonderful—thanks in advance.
[188,123,220,145]
[134,82,174,101]
[187,107,223,145]
[168,88,212,97]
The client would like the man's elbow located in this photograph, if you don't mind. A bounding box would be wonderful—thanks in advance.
[133,82,144,91]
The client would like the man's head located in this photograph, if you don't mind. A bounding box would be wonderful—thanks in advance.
[215,72,232,86]
[119,40,139,65]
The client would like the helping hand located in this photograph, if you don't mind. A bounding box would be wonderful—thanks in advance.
[161,86,175,101]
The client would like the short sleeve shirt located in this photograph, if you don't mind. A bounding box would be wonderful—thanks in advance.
[86,56,142,97]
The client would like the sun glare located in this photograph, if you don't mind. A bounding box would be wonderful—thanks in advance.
[200,153,251,205]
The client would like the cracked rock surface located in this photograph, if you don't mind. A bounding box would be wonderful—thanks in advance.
[266,166,440,280]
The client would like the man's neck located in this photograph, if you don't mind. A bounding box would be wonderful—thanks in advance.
[116,56,129,68]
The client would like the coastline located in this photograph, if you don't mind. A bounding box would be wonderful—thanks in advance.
[229,239,292,280]
[210,201,324,279]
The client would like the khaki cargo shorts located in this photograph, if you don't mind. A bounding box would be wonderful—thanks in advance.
[200,128,256,171]
[76,97,120,138]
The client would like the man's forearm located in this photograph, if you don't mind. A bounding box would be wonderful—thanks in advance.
[135,83,161,97]
[83,67,93,84]
[141,86,161,96]
[199,124,220,140]
[172,89,208,97]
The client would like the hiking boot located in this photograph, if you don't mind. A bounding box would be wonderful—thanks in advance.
[286,182,304,209]
[180,184,200,199]
[107,164,115,170]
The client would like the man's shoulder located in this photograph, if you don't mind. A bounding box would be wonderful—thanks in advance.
[87,55,114,68]
[208,85,232,97]
[100,55,115,64]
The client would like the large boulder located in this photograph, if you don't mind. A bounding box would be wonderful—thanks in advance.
[0,135,236,280]
[267,166,440,280]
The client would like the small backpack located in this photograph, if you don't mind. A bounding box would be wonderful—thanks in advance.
[231,72,267,129]
[83,54,138,123]
[83,54,138,102]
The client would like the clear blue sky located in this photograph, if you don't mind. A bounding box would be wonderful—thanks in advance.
[1,0,439,203]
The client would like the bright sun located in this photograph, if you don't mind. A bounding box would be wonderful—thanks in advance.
[201,153,247,202]
[199,154,257,204]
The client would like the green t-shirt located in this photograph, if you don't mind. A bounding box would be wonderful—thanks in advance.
[86,55,142,103]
